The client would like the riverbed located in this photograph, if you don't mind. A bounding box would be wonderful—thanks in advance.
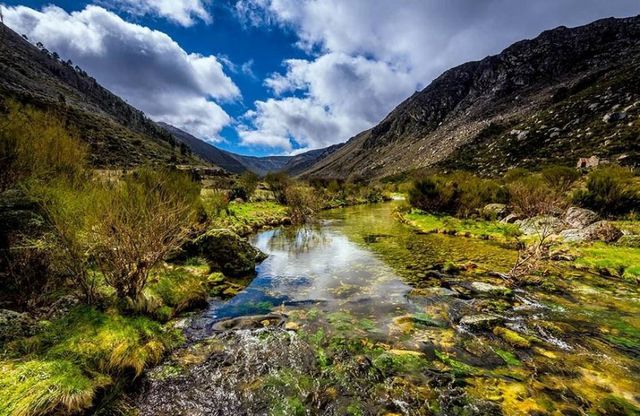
[136,203,640,415]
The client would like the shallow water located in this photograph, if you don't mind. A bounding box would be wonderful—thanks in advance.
[138,203,640,416]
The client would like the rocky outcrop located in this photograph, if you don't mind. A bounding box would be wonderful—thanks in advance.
[192,229,267,277]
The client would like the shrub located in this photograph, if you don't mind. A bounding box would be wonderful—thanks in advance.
[507,175,568,217]
[284,184,321,224]
[265,172,290,204]
[90,167,200,305]
[573,165,639,216]
[202,189,229,218]
[0,100,87,191]
[541,165,580,193]
[503,168,531,183]
[408,176,457,214]
[408,173,503,217]
[231,171,259,201]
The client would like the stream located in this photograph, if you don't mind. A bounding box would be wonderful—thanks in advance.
[136,203,640,416]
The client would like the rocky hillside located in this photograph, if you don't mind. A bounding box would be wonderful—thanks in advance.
[161,122,343,176]
[0,22,197,168]
[302,16,640,180]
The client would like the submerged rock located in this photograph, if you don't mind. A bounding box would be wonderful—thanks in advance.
[458,314,503,330]
[493,326,531,348]
[193,229,268,276]
[468,282,513,298]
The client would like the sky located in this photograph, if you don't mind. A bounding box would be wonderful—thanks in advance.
[0,1,638,156]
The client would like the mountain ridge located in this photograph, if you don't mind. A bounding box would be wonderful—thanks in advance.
[301,15,640,180]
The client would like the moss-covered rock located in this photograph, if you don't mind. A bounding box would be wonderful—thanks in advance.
[192,229,267,276]
[493,326,531,348]
[0,309,36,345]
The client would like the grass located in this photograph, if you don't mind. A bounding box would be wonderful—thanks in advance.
[145,263,211,320]
[0,307,183,416]
[574,243,640,281]
[208,201,289,236]
[403,211,522,242]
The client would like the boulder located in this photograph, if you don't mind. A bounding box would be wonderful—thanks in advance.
[458,314,503,330]
[560,221,622,243]
[501,213,522,224]
[563,207,599,229]
[481,204,508,220]
[0,309,36,344]
[603,112,627,123]
[516,216,565,236]
[192,229,267,276]
[468,282,513,298]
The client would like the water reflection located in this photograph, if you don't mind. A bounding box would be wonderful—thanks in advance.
[203,220,415,325]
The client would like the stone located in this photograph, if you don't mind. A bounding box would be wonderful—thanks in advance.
[576,155,600,169]
[458,314,503,330]
[560,221,622,243]
[501,213,522,224]
[563,207,599,229]
[603,112,627,123]
[481,203,508,220]
[469,282,513,298]
[284,321,300,331]
[618,235,640,248]
[516,216,565,236]
[0,309,35,344]
[493,326,531,348]
[191,229,267,276]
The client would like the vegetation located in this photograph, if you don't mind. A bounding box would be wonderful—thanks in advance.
[573,165,640,217]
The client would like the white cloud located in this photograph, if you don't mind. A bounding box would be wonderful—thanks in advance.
[235,0,640,153]
[101,0,212,27]
[3,4,239,141]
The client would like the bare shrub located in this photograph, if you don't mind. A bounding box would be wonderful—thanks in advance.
[507,175,567,217]
[90,167,200,305]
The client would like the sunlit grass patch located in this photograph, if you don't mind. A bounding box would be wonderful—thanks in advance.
[146,264,211,319]
[574,243,640,280]
[404,211,521,242]
[208,201,289,235]
[1,306,183,415]
[0,359,110,416]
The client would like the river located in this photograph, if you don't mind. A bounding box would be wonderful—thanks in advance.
[136,203,640,415]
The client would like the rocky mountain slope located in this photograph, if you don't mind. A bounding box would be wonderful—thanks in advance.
[302,16,640,180]
[161,122,343,176]
[0,22,197,168]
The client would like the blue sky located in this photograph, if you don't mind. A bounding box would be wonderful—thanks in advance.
[1,1,639,156]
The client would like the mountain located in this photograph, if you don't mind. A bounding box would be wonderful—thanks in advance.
[0,22,197,168]
[302,16,640,180]
[160,122,343,176]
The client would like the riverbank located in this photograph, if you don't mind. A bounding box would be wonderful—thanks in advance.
[134,203,640,415]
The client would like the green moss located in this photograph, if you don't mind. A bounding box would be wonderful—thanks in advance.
[0,359,110,416]
[372,350,430,374]
[404,212,521,242]
[2,306,182,416]
[434,350,482,377]
[494,349,521,366]
[493,327,531,349]
[574,243,640,280]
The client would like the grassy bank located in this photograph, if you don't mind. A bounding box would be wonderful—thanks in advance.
[402,210,522,242]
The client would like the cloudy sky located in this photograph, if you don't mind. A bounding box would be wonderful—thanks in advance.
[1,1,638,156]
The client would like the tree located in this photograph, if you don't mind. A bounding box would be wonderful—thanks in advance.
[90,167,200,305]
[232,171,259,201]
[264,172,290,204]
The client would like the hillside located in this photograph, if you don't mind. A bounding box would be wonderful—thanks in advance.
[161,122,343,176]
[302,16,640,180]
[0,22,197,168]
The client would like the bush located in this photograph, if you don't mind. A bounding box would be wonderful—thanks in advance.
[507,175,568,217]
[90,167,200,305]
[202,189,230,218]
[408,173,503,217]
[265,172,290,204]
[284,184,321,224]
[541,165,580,193]
[231,171,259,201]
[408,176,457,215]
[0,100,87,192]
[573,165,639,216]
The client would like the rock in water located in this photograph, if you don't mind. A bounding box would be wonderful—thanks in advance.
[192,229,267,276]
[459,314,503,330]
[563,207,599,229]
